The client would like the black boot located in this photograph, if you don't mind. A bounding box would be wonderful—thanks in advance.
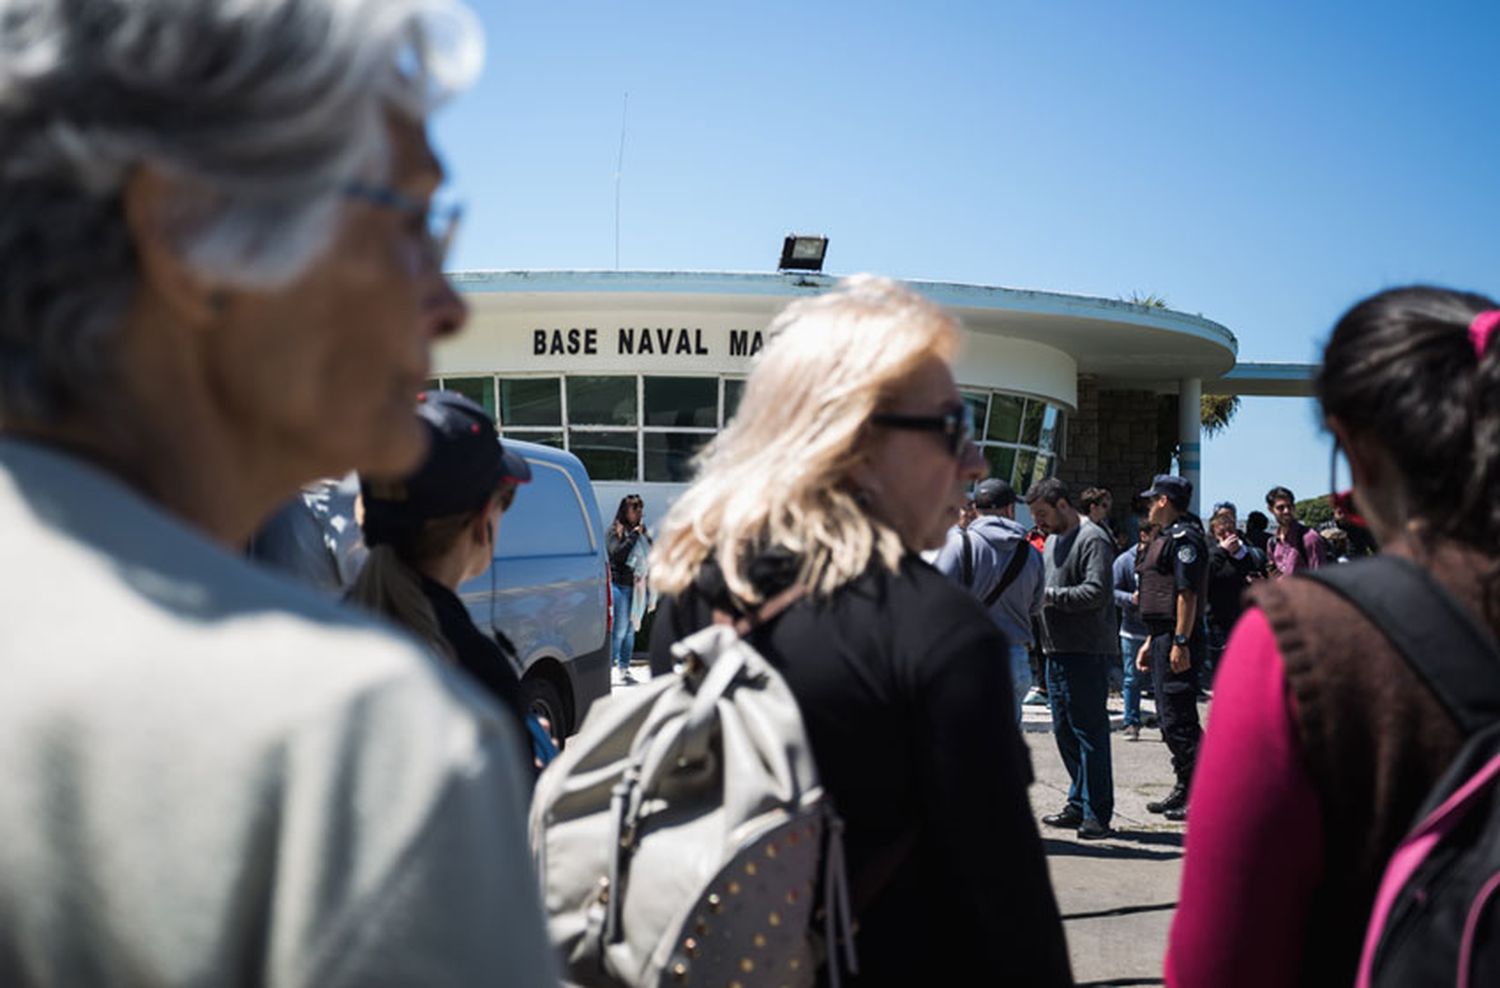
[1147,782,1188,814]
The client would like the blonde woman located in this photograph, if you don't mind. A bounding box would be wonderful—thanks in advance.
[647,276,1072,986]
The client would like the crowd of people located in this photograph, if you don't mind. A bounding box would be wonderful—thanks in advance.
[1,1,1497,986]
[930,468,1381,838]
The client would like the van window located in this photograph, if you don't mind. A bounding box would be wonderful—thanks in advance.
[496,461,595,558]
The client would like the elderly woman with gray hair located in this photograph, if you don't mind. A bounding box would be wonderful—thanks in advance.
[0,1,556,985]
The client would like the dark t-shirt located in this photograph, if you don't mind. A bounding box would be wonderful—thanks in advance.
[649,552,1072,986]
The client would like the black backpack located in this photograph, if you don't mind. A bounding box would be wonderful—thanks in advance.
[1303,557,1500,988]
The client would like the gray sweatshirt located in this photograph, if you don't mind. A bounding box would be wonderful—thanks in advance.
[932,513,1044,647]
[1037,517,1119,655]
[0,440,559,988]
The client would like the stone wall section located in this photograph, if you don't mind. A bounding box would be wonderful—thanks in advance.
[1057,377,1172,526]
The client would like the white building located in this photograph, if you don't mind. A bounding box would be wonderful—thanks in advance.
[433,269,1312,527]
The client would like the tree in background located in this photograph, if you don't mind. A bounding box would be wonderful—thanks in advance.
[1126,291,1169,309]
[1201,394,1241,437]
[1295,494,1333,528]
[1126,292,1244,440]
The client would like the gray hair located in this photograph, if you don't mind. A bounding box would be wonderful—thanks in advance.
[0,0,482,423]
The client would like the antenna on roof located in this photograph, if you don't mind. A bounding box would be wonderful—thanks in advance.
[614,92,628,270]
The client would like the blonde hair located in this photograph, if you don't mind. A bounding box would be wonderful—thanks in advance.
[652,275,960,604]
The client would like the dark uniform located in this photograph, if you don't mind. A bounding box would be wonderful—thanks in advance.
[1137,515,1208,789]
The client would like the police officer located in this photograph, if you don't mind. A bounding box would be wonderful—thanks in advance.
[1134,474,1207,822]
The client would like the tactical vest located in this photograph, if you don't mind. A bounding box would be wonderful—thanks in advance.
[1137,532,1177,624]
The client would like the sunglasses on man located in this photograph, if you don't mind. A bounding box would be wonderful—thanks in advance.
[870,402,976,458]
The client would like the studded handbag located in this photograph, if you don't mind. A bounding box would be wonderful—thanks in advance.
[529,588,855,987]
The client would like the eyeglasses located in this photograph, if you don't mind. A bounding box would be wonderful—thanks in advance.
[870,402,976,458]
[342,181,463,267]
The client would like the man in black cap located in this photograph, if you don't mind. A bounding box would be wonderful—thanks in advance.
[1134,474,1207,822]
[934,478,1044,723]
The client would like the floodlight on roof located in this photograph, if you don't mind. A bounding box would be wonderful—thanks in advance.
[778,234,828,272]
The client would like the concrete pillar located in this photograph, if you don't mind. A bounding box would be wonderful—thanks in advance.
[1178,377,1202,515]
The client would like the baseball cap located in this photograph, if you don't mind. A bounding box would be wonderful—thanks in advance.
[362,391,531,545]
[973,478,1016,509]
[1139,474,1193,507]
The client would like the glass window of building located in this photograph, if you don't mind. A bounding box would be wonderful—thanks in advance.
[987,394,1024,443]
[644,377,717,428]
[1014,449,1037,491]
[1019,400,1046,447]
[568,429,637,481]
[443,376,496,420]
[961,391,989,440]
[983,446,1016,487]
[644,431,713,483]
[500,377,562,427]
[507,431,564,450]
[567,376,637,426]
[485,374,1067,491]
[1038,405,1062,453]
[723,379,746,423]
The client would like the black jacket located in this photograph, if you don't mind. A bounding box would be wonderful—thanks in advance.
[649,551,1072,986]
[606,526,644,588]
[1205,544,1261,635]
[417,573,531,769]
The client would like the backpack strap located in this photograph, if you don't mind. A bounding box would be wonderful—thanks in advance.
[712,584,807,637]
[1303,556,1500,736]
[960,529,975,589]
[980,540,1033,609]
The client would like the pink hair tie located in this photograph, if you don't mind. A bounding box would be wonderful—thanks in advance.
[1472,310,1500,358]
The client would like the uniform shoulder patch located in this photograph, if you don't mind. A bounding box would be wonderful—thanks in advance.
[1171,526,1189,538]
[1177,544,1199,564]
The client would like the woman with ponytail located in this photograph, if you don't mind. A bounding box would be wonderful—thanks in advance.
[350,391,536,759]
[1166,287,1500,986]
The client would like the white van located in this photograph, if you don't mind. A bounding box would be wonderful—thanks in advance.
[459,439,611,737]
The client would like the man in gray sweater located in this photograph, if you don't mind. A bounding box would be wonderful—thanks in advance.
[1025,477,1118,840]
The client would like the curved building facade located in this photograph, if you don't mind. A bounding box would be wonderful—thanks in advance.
[433,270,1240,526]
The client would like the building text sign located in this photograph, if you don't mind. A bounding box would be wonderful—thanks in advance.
[533,327,765,359]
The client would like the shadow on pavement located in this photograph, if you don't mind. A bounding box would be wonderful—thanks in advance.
[1062,901,1177,922]
[1043,836,1183,862]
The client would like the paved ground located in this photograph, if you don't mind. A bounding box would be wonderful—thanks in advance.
[1024,694,1207,987]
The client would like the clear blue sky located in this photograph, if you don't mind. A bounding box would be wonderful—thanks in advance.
[433,1,1500,515]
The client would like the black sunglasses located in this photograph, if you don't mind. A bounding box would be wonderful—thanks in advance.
[870,402,976,458]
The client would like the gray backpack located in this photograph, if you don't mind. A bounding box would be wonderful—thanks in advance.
[528,591,854,987]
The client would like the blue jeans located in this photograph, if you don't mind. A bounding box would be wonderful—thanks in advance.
[1121,634,1146,727]
[1045,652,1115,826]
[1008,643,1032,724]
[611,583,635,671]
